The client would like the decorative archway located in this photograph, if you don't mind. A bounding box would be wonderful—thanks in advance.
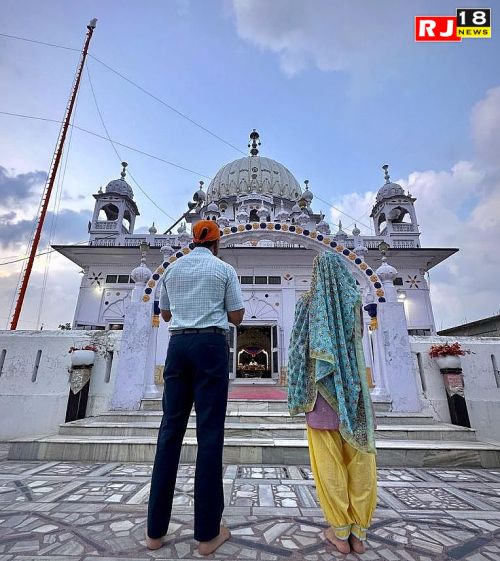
[141,221,385,303]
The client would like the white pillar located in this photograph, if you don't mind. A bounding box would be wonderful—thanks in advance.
[377,302,422,412]
[374,254,421,411]
[111,299,154,410]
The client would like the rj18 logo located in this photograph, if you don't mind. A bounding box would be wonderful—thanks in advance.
[415,8,491,42]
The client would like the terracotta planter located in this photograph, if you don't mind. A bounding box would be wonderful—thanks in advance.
[70,350,95,367]
[435,355,461,370]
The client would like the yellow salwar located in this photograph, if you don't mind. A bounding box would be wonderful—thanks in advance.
[307,426,377,541]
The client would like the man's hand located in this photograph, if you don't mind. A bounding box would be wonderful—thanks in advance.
[161,310,172,322]
[228,308,245,326]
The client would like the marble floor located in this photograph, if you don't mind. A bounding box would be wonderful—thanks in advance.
[0,444,499,560]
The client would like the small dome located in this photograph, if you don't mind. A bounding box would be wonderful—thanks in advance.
[354,243,368,258]
[206,201,219,213]
[302,180,313,202]
[335,220,347,238]
[296,212,309,226]
[376,181,405,202]
[376,164,405,202]
[275,201,290,221]
[236,205,249,218]
[317,218,330,234]
[161,243,174,258]
[352,224,361,236]
[149,222,157,235]
[106,178,134,199]
[376,257,398,282]
[217,215,230,228]
[131,263,152,284]
[193,181,206,203]
[257,203,268,219]
[105,161,134,199]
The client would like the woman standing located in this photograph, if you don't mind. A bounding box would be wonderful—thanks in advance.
[288,251,377,555]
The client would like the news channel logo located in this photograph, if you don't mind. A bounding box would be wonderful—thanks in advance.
[415,8,491,42]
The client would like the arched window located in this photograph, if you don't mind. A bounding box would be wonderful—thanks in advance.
[378,213,387,234]
[122,210,132,232]
[249,209,259,222]
[98,203,119,221]
[390,206,412,224]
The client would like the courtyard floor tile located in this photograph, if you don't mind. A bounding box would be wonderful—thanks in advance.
[0,445,499,560]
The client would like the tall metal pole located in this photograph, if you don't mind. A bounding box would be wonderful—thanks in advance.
[10,18,97,330]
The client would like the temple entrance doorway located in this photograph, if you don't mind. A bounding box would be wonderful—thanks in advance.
[230,324,279,381]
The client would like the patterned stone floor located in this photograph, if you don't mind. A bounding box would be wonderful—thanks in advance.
[0,444,499,560]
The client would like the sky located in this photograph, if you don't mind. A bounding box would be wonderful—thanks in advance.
[0,0,499,330]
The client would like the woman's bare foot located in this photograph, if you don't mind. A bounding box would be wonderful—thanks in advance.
[349,534,366,554]
[145,533,165,551]
[324,527,351,554]
[198,526,231,556]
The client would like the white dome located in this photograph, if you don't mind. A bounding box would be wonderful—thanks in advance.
[302,181,313,202]
[131,263,152,284]
[105,178,134,199]
[376,257,398,282]
[206,201,219,213]
[376,181,405,202]
[207,156,302,202]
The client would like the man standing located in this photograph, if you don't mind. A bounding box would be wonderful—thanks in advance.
[146,220,244,556]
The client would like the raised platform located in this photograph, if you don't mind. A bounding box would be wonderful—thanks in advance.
[8,397,500,467]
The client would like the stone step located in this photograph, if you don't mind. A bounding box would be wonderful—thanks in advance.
[9,435,500,467]
[58,420,477,442]
[98,410,436,425]
[140,397,393,413]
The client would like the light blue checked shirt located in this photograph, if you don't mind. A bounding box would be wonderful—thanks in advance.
[159,247,244,331]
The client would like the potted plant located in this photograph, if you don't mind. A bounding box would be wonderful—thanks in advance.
[69,345,97,367]
[428,342,470,370]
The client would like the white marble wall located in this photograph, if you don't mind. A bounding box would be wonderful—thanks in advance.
[410,335,500,442]
[0,330,121,439]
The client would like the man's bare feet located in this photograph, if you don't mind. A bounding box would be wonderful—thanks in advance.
[324,527,351,554]
[198,526,231,556]
[350,534,366,554]
[145,533,165,551]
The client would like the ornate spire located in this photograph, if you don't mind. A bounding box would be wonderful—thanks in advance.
[121,161,128,180]
[382,164,390,184]
[248,129,261,156]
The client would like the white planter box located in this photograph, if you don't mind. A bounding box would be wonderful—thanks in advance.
[70,350,95,367]
[435,355,461,370]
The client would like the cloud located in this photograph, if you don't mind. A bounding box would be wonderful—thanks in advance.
[329,88,500,328]
[0,166,47,206]
[0,263,80,330]
[0,208,92,250]
[231,0,407,78]
[471,86,500,166]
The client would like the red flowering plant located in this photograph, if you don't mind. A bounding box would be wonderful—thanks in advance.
[428,342,471,358]
[68,345,97,354]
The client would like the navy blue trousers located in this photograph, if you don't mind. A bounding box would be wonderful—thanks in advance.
[147,332,228,542]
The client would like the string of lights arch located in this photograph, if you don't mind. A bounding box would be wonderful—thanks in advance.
[141,222,386,303]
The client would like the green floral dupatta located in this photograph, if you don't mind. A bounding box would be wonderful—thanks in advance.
[287,251,376,454]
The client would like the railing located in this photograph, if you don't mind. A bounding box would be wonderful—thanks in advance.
[392,223,415,232]
[92,238,116,247]
[94,221,117,231]
[393,240,416,248]
[124,238,147,247]
[364,238,385,249]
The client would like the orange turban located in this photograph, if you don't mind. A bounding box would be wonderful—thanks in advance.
[192,220,220,243]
